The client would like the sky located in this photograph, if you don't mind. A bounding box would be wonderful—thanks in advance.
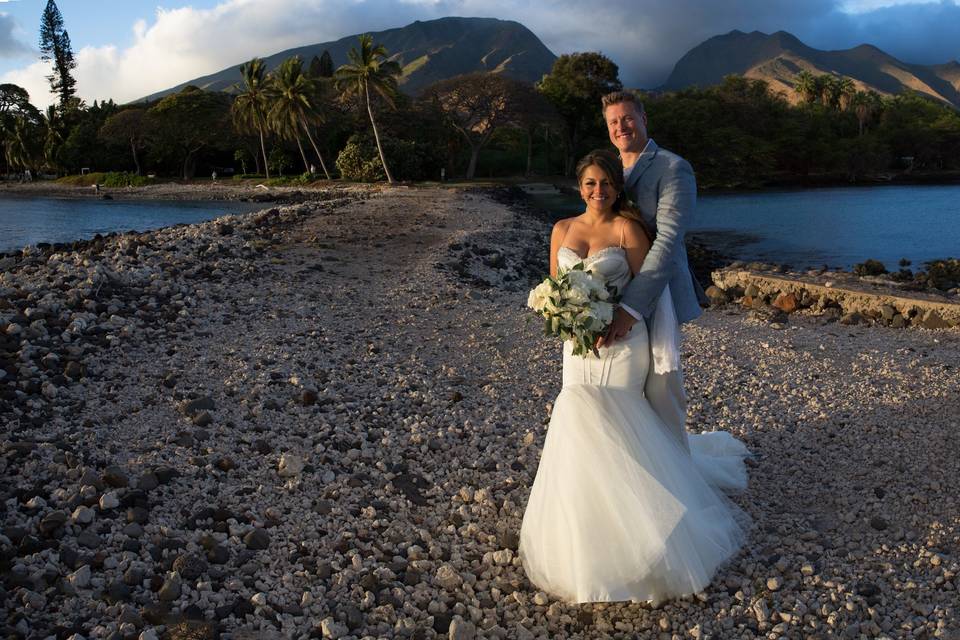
[0,0,958,110]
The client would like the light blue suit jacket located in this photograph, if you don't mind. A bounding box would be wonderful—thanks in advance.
[621,139,707,324]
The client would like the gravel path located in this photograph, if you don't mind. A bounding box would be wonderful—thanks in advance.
[2,186,958,640]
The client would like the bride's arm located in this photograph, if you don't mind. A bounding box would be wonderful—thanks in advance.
[549,219,570,278]
[622,219,652,277]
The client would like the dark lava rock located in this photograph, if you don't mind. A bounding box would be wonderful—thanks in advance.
[243,528,271,550]
[105,580,132,603]
[192,412,213,427]
[127,506,149,524]
[39,511,68,534]
[142,602,171,625]
[137,473,159,491]
[172,553,208,581]
[178,396,215,417]
[102,466,129,487]
[77,530,103,549]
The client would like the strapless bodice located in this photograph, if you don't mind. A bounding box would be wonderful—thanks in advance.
[558,246,632,295]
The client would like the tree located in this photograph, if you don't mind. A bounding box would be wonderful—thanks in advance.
[231,58,272,178]
[0,84,33,117]
[850,90,882,136]
[38,0,77,110]
[309,50,334,79]
[537,52,621,175]
[511,82,559,176]
[147,86,232,179]
[793,71,820,105]
[335,34,402,183]
[100,108,148,175]
[837,77,856,111]
[424,73,527,179]
[267,56,332,179]
[6,116,40,172]
[41,105,63,173]
[819,74,841,110]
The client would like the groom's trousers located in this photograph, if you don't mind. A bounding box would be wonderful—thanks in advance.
[645,367,690,453]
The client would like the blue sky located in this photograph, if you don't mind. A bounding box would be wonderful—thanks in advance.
[0,0,957,109]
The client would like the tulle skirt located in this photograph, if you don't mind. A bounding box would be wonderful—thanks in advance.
[519,323,749,604]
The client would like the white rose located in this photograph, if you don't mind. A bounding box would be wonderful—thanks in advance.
[566,282,591,305]
[592,301,614,325]
[527,280,554,311]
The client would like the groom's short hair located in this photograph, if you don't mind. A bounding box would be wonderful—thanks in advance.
[602,91,645,115]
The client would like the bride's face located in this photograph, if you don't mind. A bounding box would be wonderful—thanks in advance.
[579,164,618,212]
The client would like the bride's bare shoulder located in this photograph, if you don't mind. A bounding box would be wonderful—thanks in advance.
[551,216,579,238]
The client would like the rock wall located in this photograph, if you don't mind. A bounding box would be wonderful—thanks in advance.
[709,268,960,329]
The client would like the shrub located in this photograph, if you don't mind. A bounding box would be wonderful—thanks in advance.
[335,134,441,182]
[853,259,888,277]
[923,258,960,291]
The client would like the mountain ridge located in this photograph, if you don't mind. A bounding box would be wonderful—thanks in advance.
[660,29,960,108]
[136,17,557,102]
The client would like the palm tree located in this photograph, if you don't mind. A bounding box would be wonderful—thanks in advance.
[6,115,35,172]
[41,105,62,174]
[335,34,401,183]
[267,56,332,179]
[819,73,840,109]
[851,90,882,136]
[837,77,856,112]
[232,58,271,178]
[793,70,819,105]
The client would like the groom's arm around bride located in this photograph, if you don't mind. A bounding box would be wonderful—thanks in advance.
[599,91,708,453]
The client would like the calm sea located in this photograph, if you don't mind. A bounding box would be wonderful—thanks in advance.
[0,197,267,253]
[530,184,960,270]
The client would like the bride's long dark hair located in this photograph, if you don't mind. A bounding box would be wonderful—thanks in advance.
[575,150,653,243]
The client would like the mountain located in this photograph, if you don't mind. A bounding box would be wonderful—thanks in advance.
[660,30,960,108]
[138,17,557,102]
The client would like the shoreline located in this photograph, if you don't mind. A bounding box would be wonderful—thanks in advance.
[1,186,959,638]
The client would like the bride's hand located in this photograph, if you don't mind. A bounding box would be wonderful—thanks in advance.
[597,308,636,348]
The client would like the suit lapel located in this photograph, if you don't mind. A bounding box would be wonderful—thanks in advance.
[624,139,659,191]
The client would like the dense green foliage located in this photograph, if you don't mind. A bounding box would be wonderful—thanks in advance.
[643,76,960,188]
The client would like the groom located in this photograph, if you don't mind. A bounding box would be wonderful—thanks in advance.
[597,90,708,452]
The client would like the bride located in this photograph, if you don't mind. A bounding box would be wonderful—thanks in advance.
[518,150,750,604]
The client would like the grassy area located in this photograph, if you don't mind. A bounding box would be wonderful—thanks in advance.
[57,172,159,188]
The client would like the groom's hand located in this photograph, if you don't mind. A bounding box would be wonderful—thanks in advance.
[596,308,637,348]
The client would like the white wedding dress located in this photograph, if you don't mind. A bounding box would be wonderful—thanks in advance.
[518,246,750,604]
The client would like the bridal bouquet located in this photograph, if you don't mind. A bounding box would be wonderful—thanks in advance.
[527,262,618,356]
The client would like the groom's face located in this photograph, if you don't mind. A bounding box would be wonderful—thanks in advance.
[605,102,648,156]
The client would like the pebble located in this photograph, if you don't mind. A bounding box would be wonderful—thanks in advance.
[158,572,182,601]
[278,453,305,477]
[243,528,271,550]
[71,505,95,524]
[99,491,121,510]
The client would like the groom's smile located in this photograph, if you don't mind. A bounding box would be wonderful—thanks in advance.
[605,102,648,156]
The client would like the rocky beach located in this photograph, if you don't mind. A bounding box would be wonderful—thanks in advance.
[2,184,959,640]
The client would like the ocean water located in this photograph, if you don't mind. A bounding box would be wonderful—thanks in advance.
[0,196,267,253]
[531,184,960,270]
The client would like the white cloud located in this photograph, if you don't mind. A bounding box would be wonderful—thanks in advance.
[838,0,940,12]
[3,0,427,109]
